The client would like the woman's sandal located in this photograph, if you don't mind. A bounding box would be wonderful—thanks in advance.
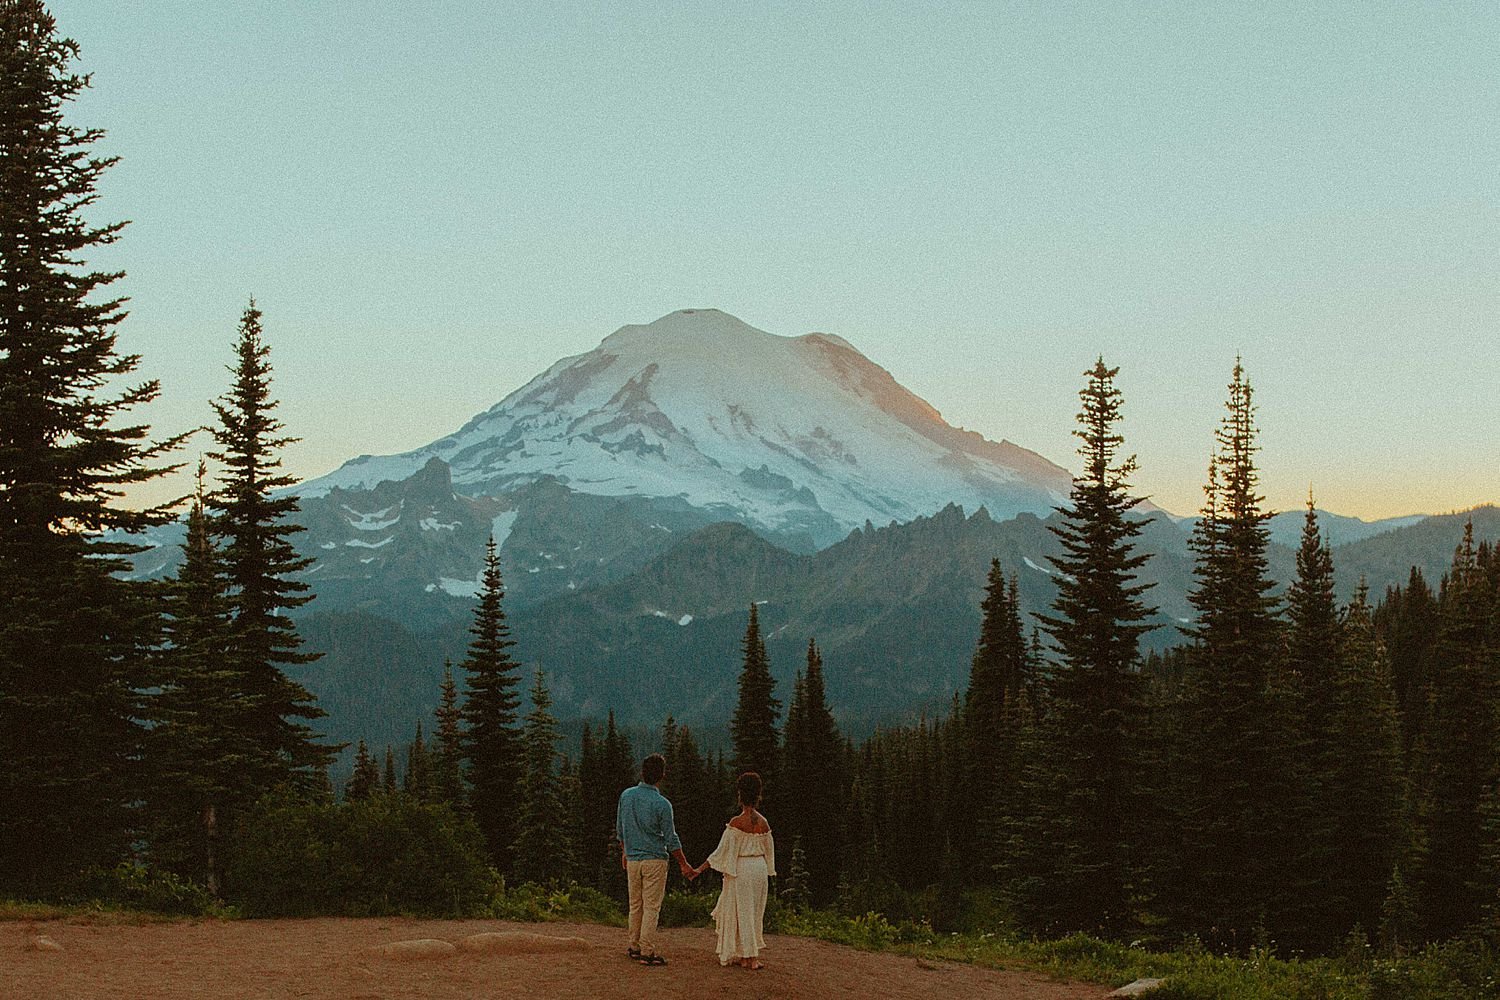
[637,953,668,966]
[626,947,641,961]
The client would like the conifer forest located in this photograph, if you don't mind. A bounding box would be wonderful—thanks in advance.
[3,4,1499,992]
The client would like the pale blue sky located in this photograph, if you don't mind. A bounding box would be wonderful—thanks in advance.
[55,1,1498,519]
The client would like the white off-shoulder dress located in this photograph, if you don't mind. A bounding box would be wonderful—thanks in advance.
[705,823,777,966]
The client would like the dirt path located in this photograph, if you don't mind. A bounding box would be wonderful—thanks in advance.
[5,916,1114,1000]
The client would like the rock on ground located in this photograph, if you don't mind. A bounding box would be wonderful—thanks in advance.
[365,938,458,960]
[459,931,591,954]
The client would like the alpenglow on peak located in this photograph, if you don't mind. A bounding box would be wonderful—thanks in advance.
[301,310,1073,548]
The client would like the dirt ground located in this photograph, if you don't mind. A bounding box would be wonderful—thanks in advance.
[4,916,1115,1000]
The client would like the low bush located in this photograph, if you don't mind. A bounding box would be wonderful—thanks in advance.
[659,889,714,928]
[491,883,623,925]
[228,791,492,918]
[69,862,218,917]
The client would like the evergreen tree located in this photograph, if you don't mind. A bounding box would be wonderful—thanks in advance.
[459,535,525,874]
[382,746,398,796]
[963,561,1029,875]
[661,721,720,877]
[1025,358,1156,937]
[1273,498,1343,949]
[0,0,184,896]
[1173,360,1284,948]
[1379,863,1419,957]
[1377,568,1439,750]
[780,639,846,904]
[207,301,332,799]
[346,740,379,801]
[512,670,574,885]
[1476,782,1500,942]
[1329,583,1407,940]
[404,722,432,802]
[782,837,812,910]
[1411,523,1498,939]
[576,723,609,889]
[145,463,239,891]
[578,710,635,895]
[730,603,781,796]
[431,659,465,808]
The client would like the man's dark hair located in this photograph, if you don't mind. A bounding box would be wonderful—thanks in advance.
[736,771,762,807]
[642,753,666,785]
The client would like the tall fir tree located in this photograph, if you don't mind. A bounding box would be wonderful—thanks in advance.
[1411,522,1499,939]
[345,740,379,802]
[1172,360,1284,948]
[404,722,432,802]
[512,670,574,885]
[207,301,332,800]
[780,639,846,904]
[1027,358,1156,937]
[145,462,240,891]
[459,535,525,873]
[660,720,720,877]
[963,560,1029,877]
[581,710,636,896]
[1273,497,1344,949]
[730,603,781,799]
[0,0,184,896]
[431,659,466,809]
[382,745,397,796]
[576,723,609,889]
[1376,568,1440,751]
[1329,582,1406,940]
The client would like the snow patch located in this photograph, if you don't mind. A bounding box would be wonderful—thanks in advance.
[490,510,519,548]
[677,614,693,626]
[437,575,482,598]
[1023,556,1051,574]
[343,504,400,531]
[420,517,460,532]
[346,537,393,549]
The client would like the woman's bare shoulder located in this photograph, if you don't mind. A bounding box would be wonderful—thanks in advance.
[729,811,770,834]
[726,815,768,839]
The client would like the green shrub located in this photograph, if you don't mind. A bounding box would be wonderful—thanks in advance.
[491,883,623,925]
[659,889,715,928]
[228,791,492,917]
[72,862,217,916]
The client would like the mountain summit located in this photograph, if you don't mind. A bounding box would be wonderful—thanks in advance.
[304,309,1072,547]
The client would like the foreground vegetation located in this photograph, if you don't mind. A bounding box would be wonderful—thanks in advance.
[8,880,1498,1000]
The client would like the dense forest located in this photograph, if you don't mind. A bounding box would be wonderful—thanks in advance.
[3,0,1498,972]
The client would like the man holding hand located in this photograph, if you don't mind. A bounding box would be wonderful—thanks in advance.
[616,752,695,966]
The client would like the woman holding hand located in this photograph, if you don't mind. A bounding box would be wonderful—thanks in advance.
[694,771,775,970]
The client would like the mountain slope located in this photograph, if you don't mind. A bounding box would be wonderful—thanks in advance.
[292,501,1497,772]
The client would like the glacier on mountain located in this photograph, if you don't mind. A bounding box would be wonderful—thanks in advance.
[298,309,1073,547]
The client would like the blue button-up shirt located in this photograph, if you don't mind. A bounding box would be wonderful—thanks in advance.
[616,782,683,861]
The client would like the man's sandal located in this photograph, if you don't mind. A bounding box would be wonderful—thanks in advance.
[626,947,641,961]
[637,953,667,966]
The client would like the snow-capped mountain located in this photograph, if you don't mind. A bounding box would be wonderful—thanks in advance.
[302,309,1073,547]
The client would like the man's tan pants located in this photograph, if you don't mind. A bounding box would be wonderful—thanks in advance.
[626,859,668,957]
